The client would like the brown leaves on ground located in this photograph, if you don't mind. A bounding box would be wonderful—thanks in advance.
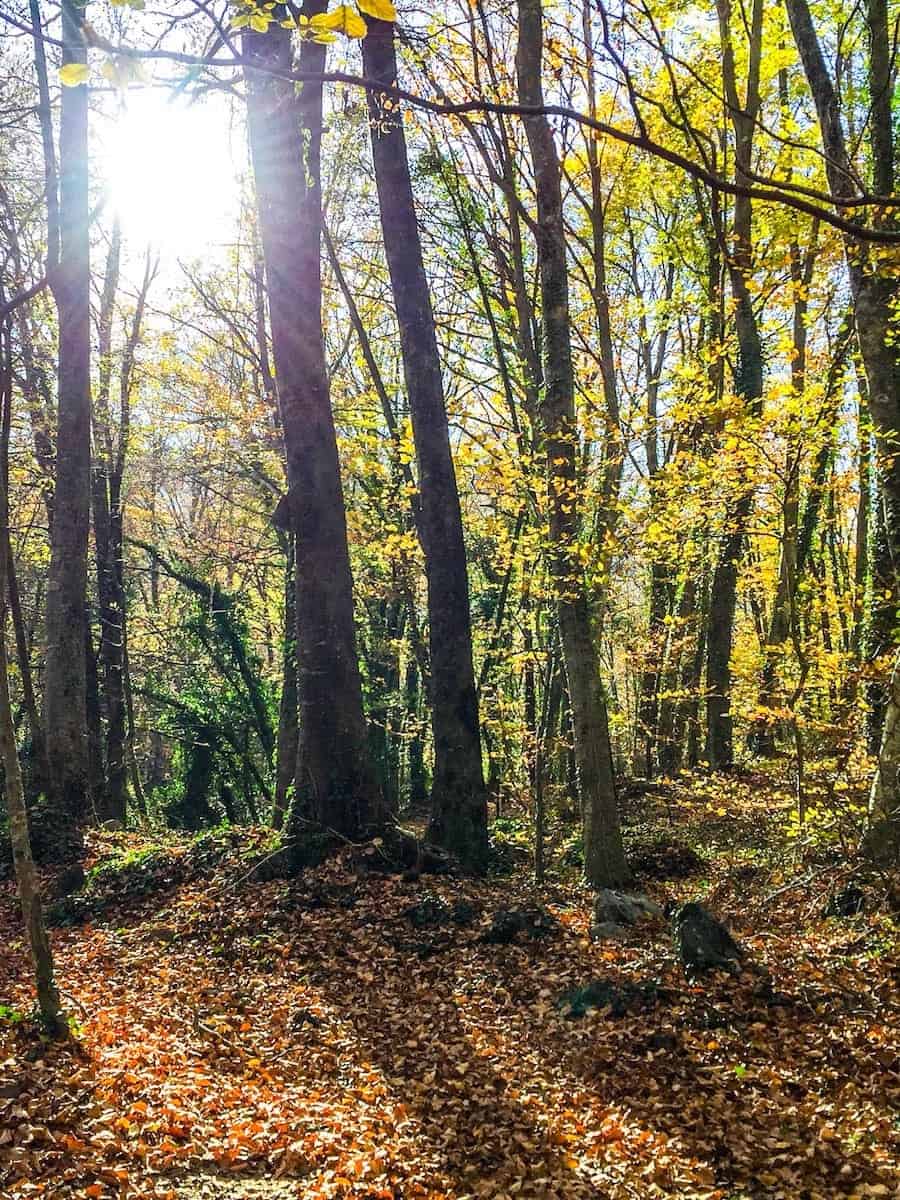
[1,780,899,1200]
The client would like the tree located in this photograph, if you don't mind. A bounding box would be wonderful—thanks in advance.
[0,295,65,1037]
[242,11,381,845]
[784,0,900,858]
[516,0,630,888]
[361,16,488,871]
[704,0,765,770]
[93,226,156,824]
[44,0,92,858]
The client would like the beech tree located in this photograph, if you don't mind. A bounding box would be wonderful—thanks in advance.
[242,8,381,844]
[361,16,488,870]
[43,0,92,858]
[516,0,630,888]
[1,0,897,888]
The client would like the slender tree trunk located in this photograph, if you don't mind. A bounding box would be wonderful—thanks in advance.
[516,0,630,888]
[705,0,764,769]
[785,0,900,857]
[753,227,817,755]
[1,623,65,1036]
[361,20,487,870]
[0,312,65,1036]
[272,534,297,830]
[44,0,91,857]
[6,541,49,797]
[850,373,870,667]
[404,657,428,809]
[93,225,123,822]
[243,17,379,843]
[0,303,48,797]
[85,624,104,812]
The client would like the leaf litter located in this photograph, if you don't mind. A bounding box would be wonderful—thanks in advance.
[1,778,898,1199]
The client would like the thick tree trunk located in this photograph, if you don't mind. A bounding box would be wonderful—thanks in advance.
[44,0,91,857]
[361,21,487,871]
[516,0,630,888]
[243,17,379,843]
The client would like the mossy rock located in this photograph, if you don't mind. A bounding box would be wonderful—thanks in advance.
[558,977,672,1019]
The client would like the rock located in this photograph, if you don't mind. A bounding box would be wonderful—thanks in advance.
[628,838,706,880]
[249,846,293,882]
[449,900,478,926]
[673,902,744,977]
[590,921,630,943]
[289,1007,323,1031]
[487,838,530,876]
[594,889,664,925]
[644,1031,678,1053]
[558,977,670,1019]
[480,906,559,945]
[824,883,865,917]
[753,978,793,1008]
[53,864,85,898]
[402,894,452,929]
[145,924,178,944]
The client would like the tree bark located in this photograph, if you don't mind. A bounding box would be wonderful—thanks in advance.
[242,15,379,843]
[0,316,64,1037]
[361,20,488,871]
[784,0,900,857]
[44,0,92,857]
[705,0,764,769]
[516,0,630,888]
[273,534,297,830]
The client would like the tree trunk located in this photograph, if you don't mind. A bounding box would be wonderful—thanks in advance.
[0,314,65,1036]
[516,0,630,888]
[1,620,65,1036]
[242,17,379,843]
[753,226,817,755]
[784,0,900,858]
[704,0,765,770]
[272,534,297,830]
[93,225,125,823]
[404,657,428,809]
[44,0,91,857]
[361,20,488,870]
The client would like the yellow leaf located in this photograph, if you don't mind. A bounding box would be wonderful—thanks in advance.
[59,62,90,87]
[358,0,397,19]
[249,13,271,31]
[312,4,367,37]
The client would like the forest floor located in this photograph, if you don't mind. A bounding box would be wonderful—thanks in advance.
[1,771,898,1200]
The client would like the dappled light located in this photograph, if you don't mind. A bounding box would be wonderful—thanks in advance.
[0,0,898,1196]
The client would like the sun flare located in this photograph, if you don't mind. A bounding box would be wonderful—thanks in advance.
[98,90,241,256]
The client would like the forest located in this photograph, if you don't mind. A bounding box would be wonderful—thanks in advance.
[0,0,898,1196]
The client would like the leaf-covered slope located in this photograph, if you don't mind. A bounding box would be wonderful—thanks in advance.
[1,792,898,1199]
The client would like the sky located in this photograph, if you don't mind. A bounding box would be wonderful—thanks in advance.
[95,85,244,265]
